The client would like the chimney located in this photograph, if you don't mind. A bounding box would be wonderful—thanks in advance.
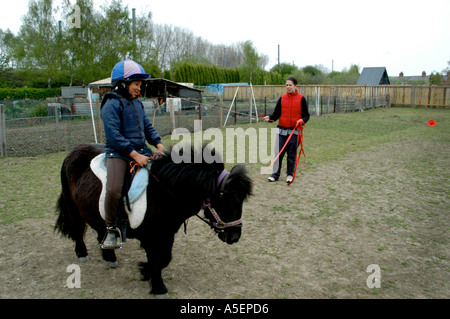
[422,71,426,77]
[399,72,403,77]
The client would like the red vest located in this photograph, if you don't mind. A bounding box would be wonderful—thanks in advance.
[279,91,303,128]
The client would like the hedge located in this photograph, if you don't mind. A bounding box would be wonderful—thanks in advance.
[173,62,240,86]
[0,88,61,100]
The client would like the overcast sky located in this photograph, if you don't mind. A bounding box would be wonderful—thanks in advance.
[1,0,449,76]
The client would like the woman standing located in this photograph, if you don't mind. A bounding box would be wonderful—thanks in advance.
[263,77,310,183]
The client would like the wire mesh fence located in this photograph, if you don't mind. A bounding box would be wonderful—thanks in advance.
[0,92,390,157]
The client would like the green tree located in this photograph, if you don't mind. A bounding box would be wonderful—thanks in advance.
[94,0,134,79]
[270,62,298,78]
[18,0,59,87]
[62,0,98,85]
[429,72,443,85]
[0,29,12,70]
[324,64,360,85]
[239,40,260,83]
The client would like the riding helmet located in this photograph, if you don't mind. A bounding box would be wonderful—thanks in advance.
[111,60,150,87]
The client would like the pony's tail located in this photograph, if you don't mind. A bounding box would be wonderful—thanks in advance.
[54,163,81,240]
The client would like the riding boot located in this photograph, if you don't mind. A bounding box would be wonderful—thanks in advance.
[101,227,122,250]
[102,231,117,249]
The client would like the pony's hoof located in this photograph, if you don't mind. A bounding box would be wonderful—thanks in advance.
[79,256,90,262]
[106,261,119,268]
[153,293,170,299]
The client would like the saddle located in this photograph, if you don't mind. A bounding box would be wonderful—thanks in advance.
[90,153,148,230]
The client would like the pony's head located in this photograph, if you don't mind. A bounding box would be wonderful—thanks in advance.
[202,164,253,244]
[151,145,253,245]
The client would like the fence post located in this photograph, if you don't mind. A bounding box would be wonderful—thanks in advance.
[333,86,337,113]
[96,97,104,144]
[55,104,61,152]
[315,87,321,116]
[0,104,6,157]
[168,98,175,132]
[234,98,237,125]
[249,89,253,123]
[219,94,223,128]
[411,86,415,108]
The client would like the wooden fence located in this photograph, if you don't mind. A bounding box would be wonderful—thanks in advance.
[223,85,450,108]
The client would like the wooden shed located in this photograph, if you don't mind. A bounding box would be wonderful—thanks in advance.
[357,67,390,85]
[88,77,202,108]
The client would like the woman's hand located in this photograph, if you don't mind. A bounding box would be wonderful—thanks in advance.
[296,119,305,127]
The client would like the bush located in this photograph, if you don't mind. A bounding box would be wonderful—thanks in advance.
[173,62,240,85]
[30,102,48,117]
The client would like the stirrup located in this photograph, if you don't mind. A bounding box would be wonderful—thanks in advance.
[101,227,123,250]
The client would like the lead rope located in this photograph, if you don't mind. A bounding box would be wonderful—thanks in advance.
[287,124,306,186]
[253,121,306,185]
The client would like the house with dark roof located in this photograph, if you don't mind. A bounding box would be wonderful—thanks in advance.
[389,71,430,84]
[356,67,390,85]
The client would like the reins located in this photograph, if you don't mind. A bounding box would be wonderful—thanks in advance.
[253,121,306,186]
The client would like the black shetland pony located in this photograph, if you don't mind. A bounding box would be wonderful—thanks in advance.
[55,143,252,297]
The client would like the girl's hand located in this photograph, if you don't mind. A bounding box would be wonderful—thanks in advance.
[155,143,165,155]
[130,150,150,167]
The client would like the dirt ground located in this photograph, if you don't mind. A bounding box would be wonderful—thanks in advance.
[0,137,448,299]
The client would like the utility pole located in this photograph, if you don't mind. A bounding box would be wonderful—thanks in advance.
[132,8,136,60]
[278,44,280,70]
[223,47,226,67]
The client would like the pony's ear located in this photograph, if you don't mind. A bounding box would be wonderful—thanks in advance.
[228,165,253,200]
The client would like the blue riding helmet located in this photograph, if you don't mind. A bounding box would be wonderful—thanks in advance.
[111,60,150,87]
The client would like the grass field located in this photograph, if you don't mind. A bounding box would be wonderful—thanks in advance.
[0,106,449,299]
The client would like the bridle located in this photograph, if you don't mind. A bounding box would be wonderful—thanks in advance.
[197,170,243,233]
[149,165,242,234]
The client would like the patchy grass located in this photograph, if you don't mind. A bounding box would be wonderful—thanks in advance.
[0,107,449,299]
[2,107,449,225]
[0,152,66,224]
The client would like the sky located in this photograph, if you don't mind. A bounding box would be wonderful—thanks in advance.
[1,0,449,76]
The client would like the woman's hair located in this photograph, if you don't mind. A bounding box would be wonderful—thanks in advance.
[286,76,298,85]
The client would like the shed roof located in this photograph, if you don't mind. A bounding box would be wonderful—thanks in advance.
[88,77,202,99]
[357,67,390,85]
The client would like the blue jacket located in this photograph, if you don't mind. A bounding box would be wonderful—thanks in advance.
[100,92,161,161]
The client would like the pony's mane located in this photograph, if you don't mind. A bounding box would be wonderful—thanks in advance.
[228,164,253,201]
[150,145,253,201]
[150,145,225,197]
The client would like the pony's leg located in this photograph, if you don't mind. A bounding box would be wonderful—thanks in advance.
[71,216,89,262]
[75,236,89,262]
[150,269,168,296]
[140,235,173,296]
